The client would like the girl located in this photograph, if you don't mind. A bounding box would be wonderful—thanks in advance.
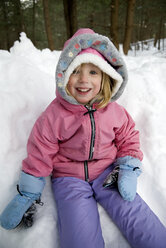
[1,28,166,248]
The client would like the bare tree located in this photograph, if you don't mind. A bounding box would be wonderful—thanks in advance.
[2,0,10,50]
[123,0,136,55]
[154,16,163,50]
[110,0,119,50]
[32,0,36,46]
[43,0,55,50]
[15,0,26,34]
[63,0,77,38]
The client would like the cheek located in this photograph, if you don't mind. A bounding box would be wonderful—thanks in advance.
[95,79,102,93]
[68,75,75,87]
[67,78,75,92]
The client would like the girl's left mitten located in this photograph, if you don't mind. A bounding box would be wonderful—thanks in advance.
[0,172,45,230]
[117,156,142,201]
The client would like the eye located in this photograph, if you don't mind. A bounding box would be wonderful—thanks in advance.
[72,69,80,74]
[90,70,97,75]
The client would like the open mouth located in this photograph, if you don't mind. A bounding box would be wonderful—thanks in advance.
[76,88,91,93]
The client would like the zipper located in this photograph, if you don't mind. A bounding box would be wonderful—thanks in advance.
[88,107,96,160]
[84,161,89,182]
[84,106,96,181]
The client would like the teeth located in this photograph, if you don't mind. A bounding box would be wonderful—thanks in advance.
[77,88,89,92]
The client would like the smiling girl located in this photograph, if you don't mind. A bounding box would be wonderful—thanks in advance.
[1,28,166,248]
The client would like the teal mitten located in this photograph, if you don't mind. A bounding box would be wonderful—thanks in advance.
[117,156,142,201]
[0,172,45,230]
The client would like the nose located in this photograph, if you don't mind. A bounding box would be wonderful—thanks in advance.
[79,71,89,83]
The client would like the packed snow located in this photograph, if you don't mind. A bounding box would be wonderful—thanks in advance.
[0,33,166,248]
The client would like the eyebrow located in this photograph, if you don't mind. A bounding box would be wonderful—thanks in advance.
[89,65,101,70]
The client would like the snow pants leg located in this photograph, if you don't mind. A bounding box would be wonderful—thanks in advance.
[52,177,105,248]
[91,166,166,248]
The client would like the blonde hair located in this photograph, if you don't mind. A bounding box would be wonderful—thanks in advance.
[66,67,116,109]
[93,72,116,109]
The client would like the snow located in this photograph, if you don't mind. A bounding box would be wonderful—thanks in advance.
[0,33,166,248]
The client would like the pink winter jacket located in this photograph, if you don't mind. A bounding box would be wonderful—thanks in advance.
[22,91,143,182]
[22,28,143,181]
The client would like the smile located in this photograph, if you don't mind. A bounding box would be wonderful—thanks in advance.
[76,88,91,93]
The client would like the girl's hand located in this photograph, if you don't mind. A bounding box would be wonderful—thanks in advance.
[103,156,142,202]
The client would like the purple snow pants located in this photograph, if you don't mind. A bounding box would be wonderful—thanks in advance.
[52,166,166,248]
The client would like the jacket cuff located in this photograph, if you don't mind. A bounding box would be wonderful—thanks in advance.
[19,171,46,195]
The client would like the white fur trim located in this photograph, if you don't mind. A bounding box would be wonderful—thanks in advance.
[64,53,123,97]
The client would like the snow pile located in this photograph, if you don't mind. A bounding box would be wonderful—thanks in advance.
[0,33,166,248]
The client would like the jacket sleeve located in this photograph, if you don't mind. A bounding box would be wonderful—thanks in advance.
[114,108,143,161]
[22,113,59,177]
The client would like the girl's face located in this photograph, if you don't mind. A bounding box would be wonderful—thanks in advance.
[67,63,102,105]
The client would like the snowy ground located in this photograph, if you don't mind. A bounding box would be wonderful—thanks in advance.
[0,33,166,248]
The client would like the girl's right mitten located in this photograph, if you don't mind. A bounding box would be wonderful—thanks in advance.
[0,172,45,230]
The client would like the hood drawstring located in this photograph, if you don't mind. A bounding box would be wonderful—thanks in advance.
[84,107,97,116]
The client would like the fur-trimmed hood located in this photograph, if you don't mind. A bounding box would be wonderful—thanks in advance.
[55,28,128,105]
